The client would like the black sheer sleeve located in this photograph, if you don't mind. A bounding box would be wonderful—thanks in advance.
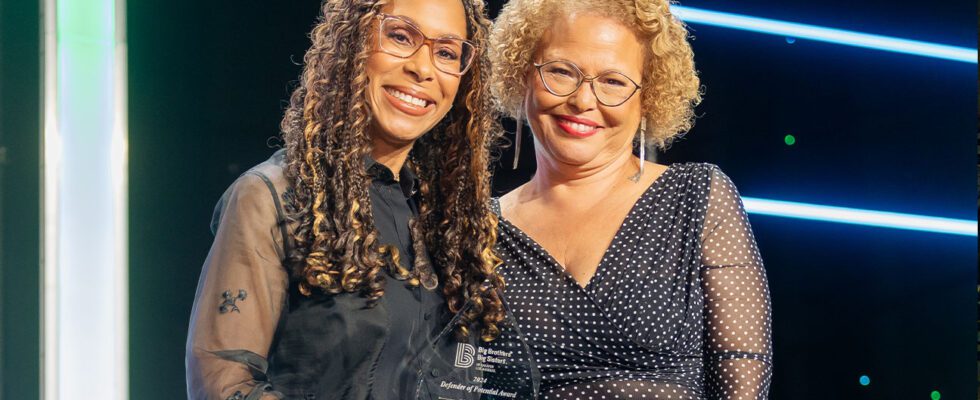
[185,173,289,400]
[701,168,773,399]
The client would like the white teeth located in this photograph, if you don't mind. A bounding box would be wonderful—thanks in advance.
[386,87,428,107]
[566,121,593,132]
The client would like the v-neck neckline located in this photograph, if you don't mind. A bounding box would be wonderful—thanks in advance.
[495,165,675,292]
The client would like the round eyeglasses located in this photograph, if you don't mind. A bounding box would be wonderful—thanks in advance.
[534,60,641,107]
[376,13,477,77]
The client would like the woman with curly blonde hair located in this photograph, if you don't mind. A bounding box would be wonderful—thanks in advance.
[185,0,508,398]
[489,0,773,398]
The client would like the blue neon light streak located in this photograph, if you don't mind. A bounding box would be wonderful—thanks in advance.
[672,6,978,64]
[742,197,977,236]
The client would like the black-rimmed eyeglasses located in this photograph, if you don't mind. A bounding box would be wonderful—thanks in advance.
[375,13,476,76]
[534,60,641,107]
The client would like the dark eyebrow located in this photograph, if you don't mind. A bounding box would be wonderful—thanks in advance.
[393,14,465,40]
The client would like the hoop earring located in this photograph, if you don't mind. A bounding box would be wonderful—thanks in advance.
[629,118,647,182]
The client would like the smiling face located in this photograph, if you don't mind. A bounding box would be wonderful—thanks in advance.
[525,12,645,170]
[364,0,468,152]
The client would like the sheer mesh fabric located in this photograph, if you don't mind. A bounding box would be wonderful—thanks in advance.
[701,168,773,399]
[493,164,772,400]
[186,168,290,400]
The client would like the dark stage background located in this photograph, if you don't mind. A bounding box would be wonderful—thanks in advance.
[1,0,976,398]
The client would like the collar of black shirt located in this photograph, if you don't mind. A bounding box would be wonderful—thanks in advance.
[363,155,420,198]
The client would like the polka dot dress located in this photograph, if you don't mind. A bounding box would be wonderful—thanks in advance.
[492,163,772,399]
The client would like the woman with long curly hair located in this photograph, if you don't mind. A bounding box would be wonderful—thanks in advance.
[185,0,507,398]
[489,0,772,398]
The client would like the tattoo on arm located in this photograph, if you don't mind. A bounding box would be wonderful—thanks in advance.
[219,289,248,313]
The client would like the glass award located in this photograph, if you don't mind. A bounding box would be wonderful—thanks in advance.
[414,290,540,400]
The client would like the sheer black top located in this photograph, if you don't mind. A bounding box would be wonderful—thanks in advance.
[491,163,773,399]
[185,150,452,400]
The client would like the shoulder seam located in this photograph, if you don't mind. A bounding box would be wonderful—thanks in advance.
[244,171,292,259]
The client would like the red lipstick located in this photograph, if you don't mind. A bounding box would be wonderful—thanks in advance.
[554,115,602,138]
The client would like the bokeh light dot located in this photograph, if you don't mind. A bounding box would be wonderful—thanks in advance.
[930,390,941,400]
[858,375,870,386]
[784,134,796,146]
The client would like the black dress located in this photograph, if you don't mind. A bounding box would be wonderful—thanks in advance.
[491,163,772,399]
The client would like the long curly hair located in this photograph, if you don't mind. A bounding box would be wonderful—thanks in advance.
[490,0,702,148]
[280,0,506,341]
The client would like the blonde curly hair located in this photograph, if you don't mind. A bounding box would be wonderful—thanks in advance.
[490,0,702,148]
